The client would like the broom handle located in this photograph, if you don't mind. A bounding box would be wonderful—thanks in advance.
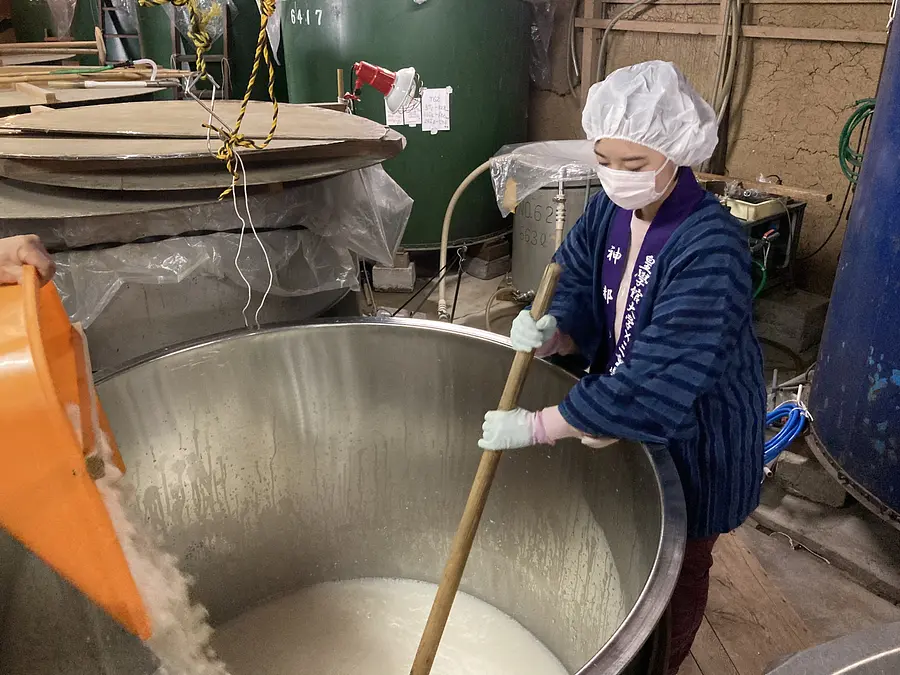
[409,261,562,675]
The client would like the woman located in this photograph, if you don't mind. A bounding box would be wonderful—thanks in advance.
[479,61,765,674]
[0,234,55,285]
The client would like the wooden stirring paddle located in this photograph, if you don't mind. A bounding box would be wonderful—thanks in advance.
[410,261,562,675]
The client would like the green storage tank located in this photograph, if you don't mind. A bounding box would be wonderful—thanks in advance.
[70,0,289,100]
[12,0,53,42]
[280,0,531,249]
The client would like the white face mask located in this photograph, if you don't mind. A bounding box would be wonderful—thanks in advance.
[595,160,675,211]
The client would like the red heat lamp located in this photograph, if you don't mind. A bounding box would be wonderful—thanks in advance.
[348,61,418,113]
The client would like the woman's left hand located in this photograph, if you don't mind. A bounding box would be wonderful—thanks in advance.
[0,235,55,285]
[478,408,536,451]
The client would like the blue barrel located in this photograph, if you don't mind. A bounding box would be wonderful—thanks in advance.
[810,27,900,524]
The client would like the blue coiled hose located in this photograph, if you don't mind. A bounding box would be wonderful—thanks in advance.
[764,401,809,465]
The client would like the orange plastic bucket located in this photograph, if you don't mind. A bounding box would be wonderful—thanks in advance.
[0,265,151,639]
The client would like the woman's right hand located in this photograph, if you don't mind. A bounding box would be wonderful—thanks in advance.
[510,310,557,353]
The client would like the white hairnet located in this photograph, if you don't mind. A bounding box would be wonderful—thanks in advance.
[582,60,719,167]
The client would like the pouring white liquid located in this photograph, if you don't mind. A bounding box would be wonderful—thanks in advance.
[213,578,569,675]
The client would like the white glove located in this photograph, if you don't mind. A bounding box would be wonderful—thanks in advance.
[478,408,536,451]
[510,310,557,353]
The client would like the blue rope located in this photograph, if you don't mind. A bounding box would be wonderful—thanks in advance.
[764,401,809,465]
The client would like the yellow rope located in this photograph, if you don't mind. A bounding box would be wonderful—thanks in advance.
[138,0,279,198]
[137,0,217,79]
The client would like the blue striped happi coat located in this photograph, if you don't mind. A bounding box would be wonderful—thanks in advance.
[550,181,765,538]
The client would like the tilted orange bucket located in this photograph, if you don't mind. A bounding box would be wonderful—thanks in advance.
[0,265,151,639]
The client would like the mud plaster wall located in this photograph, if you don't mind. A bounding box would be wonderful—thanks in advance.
[528,0,889,295]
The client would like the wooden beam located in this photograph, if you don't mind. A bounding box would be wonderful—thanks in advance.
[743,24,887,43]
[2,40,96,49]
[14,82,58,104]
[696,171,834,202]
[581,0,597,105]
[575,17,888,44]
[577,18,719,35]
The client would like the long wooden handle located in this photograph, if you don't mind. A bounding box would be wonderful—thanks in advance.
[409,262,562,675]
[0,41,98,50]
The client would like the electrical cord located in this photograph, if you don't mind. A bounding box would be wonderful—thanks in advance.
[797,180,852,262]
[449,247,467,323]
[393,251,464,318]
[752,259,767,298]
[797,109,871,262]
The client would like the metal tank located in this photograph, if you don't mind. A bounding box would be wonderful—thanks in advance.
[512,181,599,297]
[70,0,291,101]
[11,0,52,42]
[83,282,354,374]
[280,0,531,248]
[766,622,900,674]
[0,321,685,674]
[808,23,900,526]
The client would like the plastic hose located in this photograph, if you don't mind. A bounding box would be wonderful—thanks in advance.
[764,401,809,465]
[484,287,518,333]
[438,159,494,320]
[753,260,767,299]
[596,0,655,82]
[839,98,875,184]
[553,179,567,248]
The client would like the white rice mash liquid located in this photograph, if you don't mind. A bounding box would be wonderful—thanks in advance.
[212,577,569,675]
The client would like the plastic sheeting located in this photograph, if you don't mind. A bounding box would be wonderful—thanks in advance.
[34,166,410,262]
[491,140,598,216]
[52,165,412,328]
[109,0,138,33]
[54,229,355,328]
[168,0,236,52]
[46,0,76,38]
[266,0,283,65]
[526,1,557,88]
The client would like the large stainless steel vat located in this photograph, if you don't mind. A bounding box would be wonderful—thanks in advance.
[767,622,900,674]
[0,320,686,674]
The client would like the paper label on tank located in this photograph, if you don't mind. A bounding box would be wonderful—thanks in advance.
[404,97,422,127]
[385,100,405,126]
[421,87,452,134]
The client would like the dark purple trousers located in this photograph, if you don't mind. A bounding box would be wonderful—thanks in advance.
[666,535,719,675]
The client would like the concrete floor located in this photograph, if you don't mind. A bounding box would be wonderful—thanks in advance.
[369,270,900,641]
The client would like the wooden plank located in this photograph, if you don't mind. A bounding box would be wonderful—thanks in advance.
[0,87,158,112]
[6,40,96,49]
[678,654,704,675]
[705,532,816,675]
[695,171,834,202]
[0,135,405,191]
[0,48,97,55]
[0,100,390,141]
[14,82,57,104]
[578,18,719,35]
[743,24,888,43]
[0,53,76,66]
[0,135,336,162]
[575,18,888,44]
[692,617,740,675]
[581,0,597,105]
